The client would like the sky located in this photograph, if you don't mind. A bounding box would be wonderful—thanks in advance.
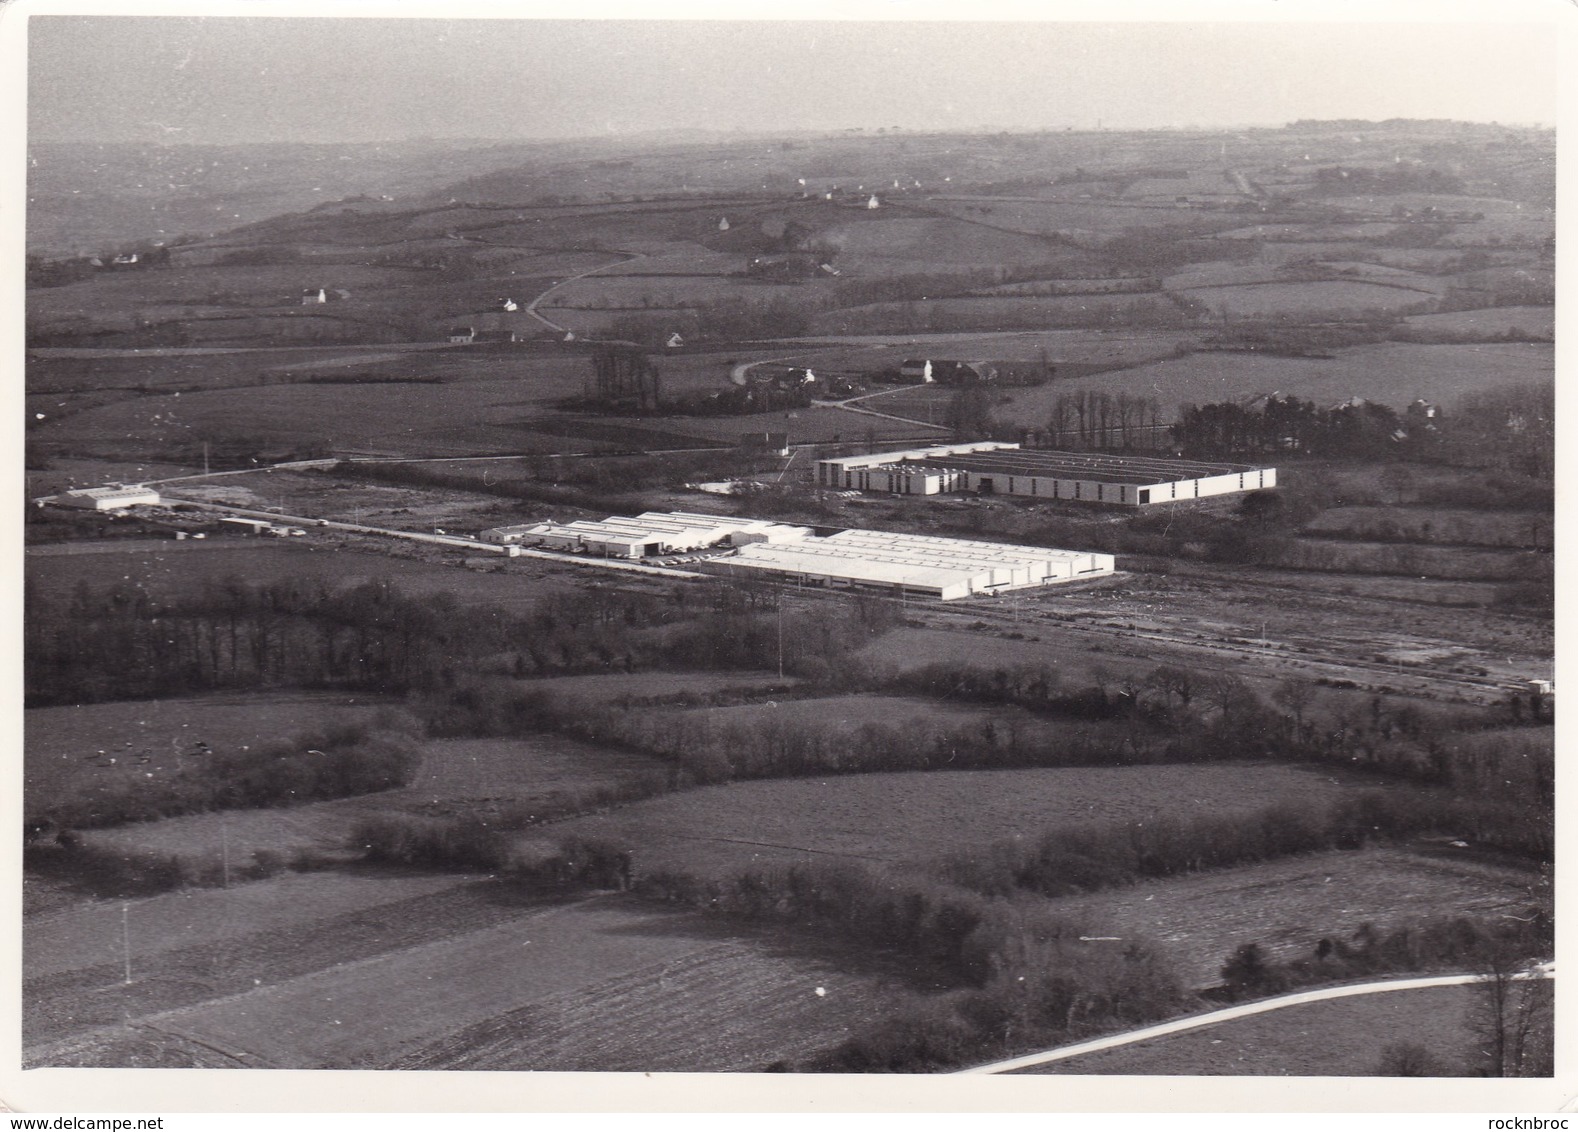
[23,8,1564,146]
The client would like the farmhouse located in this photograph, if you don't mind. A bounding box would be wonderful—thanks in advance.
[301,288,327,305]
[447,327,476,344]
[818,444,1276,506]
[56,485,161,511]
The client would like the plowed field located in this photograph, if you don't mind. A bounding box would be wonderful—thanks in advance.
[27,881,891,1071]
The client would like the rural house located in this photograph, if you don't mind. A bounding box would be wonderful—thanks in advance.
[448,326,476,344]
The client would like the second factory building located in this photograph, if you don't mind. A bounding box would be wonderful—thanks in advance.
[818,443,1275,507]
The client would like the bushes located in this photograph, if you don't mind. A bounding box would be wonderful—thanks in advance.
[23,839,327,898]
[1215,912,1553,1001]
[30,716,424,831]
[935,789,1514,907]
[352,813,509,870]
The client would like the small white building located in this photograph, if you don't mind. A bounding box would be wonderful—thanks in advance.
[57,485,161,511]
[448,326,476,344]
[301,288,327,305]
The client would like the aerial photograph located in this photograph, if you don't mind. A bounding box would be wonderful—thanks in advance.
[14,2,1559,1095]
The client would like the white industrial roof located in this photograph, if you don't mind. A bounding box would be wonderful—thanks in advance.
[825,529,1100,566]
[65,485,159,501]
[729,542,987,593]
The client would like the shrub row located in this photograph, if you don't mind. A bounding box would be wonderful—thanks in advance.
[30,715,423,831]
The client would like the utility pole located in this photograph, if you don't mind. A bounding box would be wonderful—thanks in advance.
[121,903,132,985]
[220,811,230,888]
[777,595,785,680]
[202,441,210,477]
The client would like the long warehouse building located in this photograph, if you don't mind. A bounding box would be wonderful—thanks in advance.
[818,444,1275,506]
[722,528,1114,600]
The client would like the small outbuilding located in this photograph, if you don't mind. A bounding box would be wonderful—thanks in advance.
[448,326,476,344]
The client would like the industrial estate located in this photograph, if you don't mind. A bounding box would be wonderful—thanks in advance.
[23,82,1554,1085]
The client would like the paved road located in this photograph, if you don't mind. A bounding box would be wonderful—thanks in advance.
[520,249,646,335]
[958,965,1555,1075]
[151,496,707,579]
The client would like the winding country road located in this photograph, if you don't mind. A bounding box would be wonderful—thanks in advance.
[957,964,1555,1075]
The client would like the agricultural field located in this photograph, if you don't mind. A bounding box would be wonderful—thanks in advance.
[530,669,800,705]
[25,691,396,817]
[24,539,584,612]
[1038,845,1545,988]
[1262,540,1539,583]
[1402,305,1554,340]
[1030,984,1477,1075]
[673,692,1035,730]
[991,341,1553,423]
[74,729,669,863]
[1301,506,1551,550]
[811,294,1182,336]
[1171,281,1437,319]
[25,117,1555,1078]
[516,763,1366,881]
[27,884,892,1071]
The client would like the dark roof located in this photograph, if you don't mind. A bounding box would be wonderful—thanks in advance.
[909,449,1270,486]
[448,326,475,335]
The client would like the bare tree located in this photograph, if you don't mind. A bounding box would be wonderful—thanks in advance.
[1469,947,1554,1077]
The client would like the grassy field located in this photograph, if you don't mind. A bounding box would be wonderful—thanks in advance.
[28,886,891,1071]
[1403,305,1554,339]
[1030,984,1476,1075]
[516,763,1365,881]
[991,341,1552,422]
[531,670,799,704]
[24,869,468,983]
[1177,281,1437,318]
[1039,845,1545,989]
[25,691,395,817]
[75,730,669,861]
[25,540,582,612]
[1302,506,1551,549]
[1267,540,1538,582]
[650,693,1083,756]
[812,294,1182,335]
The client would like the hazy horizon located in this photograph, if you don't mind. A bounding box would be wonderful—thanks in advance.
[28,16,1559,147]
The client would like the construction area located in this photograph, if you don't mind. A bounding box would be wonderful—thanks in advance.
[817,443,1276,506]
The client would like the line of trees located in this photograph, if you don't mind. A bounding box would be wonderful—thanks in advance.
[1170,381,1553,480]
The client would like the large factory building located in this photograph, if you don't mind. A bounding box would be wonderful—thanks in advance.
[480,508,1113,599]
[723,529,1114,600]
[818,443,1275,506]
